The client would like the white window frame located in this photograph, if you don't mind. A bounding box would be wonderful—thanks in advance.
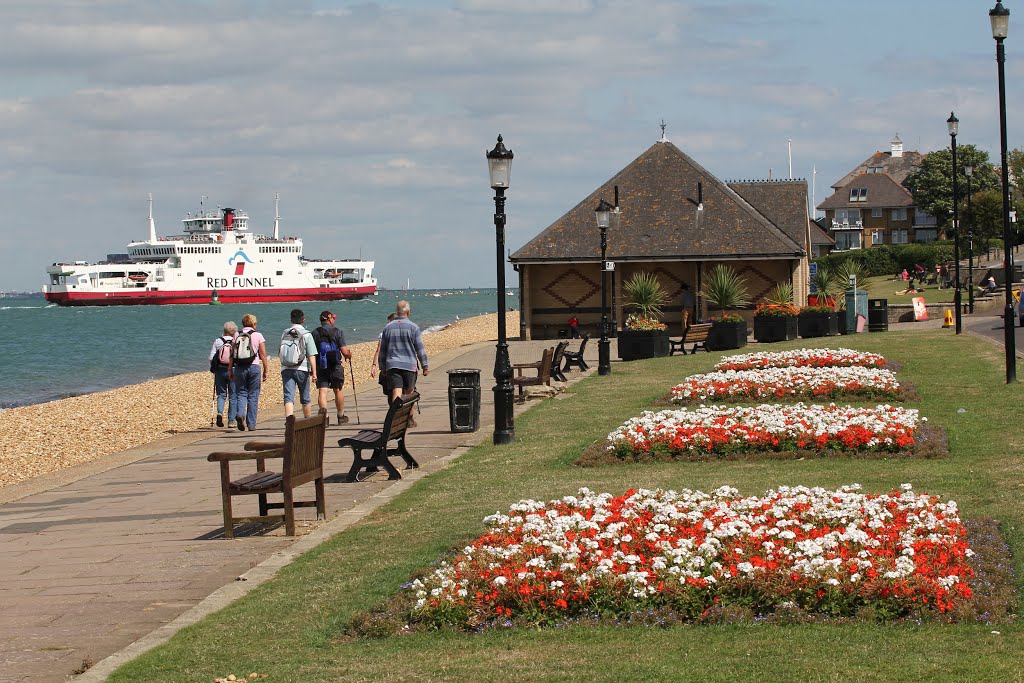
[891,208,907,221]
[891,229,909,244]
[871,229,885,245]
[872,208,883,218]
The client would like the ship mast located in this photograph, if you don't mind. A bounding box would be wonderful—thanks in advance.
[147,193,157,243]
[273,193,280,240]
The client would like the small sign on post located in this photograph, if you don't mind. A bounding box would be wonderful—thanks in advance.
[604,261,615,271]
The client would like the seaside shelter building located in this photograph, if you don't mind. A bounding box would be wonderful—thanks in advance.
[510,138,813,340]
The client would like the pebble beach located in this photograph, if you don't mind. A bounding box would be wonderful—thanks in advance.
[0,311,518,491]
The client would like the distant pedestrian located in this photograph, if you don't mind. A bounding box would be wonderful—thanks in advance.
[208,321,238,428]
[313,310,353,424]
[228,313,268,431]
[681,282,695,321]
[279,309,318,419]
[567,310,580,339]
[378,300,429,409]
[901,268,909,281]
[985,276,997,293]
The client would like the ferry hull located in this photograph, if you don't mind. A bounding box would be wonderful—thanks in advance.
[44,285,377,306]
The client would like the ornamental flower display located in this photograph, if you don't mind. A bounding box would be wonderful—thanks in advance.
[408,484,974,629]
[624,313,668,331]
[671,366,901,402]
[714,348,886,372]
[754,302,800,318]
[607,403,921,458]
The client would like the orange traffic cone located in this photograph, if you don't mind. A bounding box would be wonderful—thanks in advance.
[942,309,954,328]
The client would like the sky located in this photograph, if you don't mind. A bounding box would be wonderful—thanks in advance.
[1,0,1021,291]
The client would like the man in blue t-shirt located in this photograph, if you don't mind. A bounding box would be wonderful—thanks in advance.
[313,310,352,424]
[378,300,429,405]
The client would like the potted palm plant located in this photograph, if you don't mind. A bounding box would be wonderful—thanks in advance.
[800,265,840,337]
[753,282,799,343]
[618,272,670,361]
[702,265,750,350]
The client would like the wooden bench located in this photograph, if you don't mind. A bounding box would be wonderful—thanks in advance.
[207,410,328,538]
[669,322,713,355]
[562,334,589,372]
[550,340,569,382]
[338,392,420,483]
[511,347,553,398]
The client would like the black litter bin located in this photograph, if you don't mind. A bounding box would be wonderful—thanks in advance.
[868,299,889,332]
[447,368,481,433]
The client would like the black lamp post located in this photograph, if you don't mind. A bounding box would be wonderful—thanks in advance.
[594,199,614,375]
[965,164,975,314]
[486,135,516,443]
[991,1,1017,382]
[948,112,962,334]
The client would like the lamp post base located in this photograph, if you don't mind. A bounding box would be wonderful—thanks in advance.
[493,384,515,444]
[598,337,611,375]
[1005,302,1017,384]
[954,288,962,334]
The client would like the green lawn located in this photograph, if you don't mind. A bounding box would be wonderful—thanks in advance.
[858,275,958,305]
[110,330,1024,682]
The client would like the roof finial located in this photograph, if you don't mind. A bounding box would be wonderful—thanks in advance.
[659,119,669,143]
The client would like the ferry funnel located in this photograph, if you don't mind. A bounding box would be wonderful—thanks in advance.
[223,208,235,230]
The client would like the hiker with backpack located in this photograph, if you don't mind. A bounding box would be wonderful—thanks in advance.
[227,313,268,431]
[208,321,239,428]
[279,308,319,419]
[313,310,352,425]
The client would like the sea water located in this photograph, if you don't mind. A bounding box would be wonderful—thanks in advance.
[0,289,515,408]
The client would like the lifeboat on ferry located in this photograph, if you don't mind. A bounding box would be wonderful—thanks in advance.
[127,274,148,282]
[323,270,342,278]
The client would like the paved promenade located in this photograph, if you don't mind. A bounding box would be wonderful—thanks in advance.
[0,338,600,683]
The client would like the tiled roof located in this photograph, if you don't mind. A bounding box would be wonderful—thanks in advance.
[510,141,806,263]
[810,220,835,246]
[832,150,924,188]
[816,173,914,210]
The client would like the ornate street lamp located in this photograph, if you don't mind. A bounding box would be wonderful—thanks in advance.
[991,1,1016,382]
[965,164,975,314]
[594,199,614,375]
[948,112,962,334]
[486,135,515,443]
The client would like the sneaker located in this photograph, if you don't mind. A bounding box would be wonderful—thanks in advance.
[216,414,224,427]
[337,414,350,425]
[236,416,245,432]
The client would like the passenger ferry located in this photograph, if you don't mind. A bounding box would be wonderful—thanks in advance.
[43,196,377,306]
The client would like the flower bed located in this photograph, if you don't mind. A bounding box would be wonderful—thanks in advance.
[714,348,886,372]
[405,484,975,629]
[671,366,901,402]
[607,403,922,459]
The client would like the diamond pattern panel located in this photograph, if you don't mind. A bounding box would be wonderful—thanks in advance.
[541,268,600,308]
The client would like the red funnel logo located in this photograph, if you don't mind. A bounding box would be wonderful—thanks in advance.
[235,262,245,276]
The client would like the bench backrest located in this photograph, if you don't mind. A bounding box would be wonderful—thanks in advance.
[539,347,554,383]
[551,341,568,372]
[385,392,420,441]
[685,323,713,342]
[283,410,328,487]
[575,334,589,354]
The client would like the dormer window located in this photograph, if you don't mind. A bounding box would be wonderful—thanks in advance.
[849,187,868,202]
[867,166,884,174]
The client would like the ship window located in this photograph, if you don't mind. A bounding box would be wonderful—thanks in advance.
[276,271,283,276]
[197,272,204,277]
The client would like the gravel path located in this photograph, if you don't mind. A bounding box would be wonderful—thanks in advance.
[0,312,518,490]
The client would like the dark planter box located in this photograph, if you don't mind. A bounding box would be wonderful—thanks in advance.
[617,329,670,361]
[798,313,839,338]
[753,316,798,343]
[707,321,748,351]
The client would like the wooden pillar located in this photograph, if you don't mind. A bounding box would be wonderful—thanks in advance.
[696,261,704,321]
[520,266,532,340]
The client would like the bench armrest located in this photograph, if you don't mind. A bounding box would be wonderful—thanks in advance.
[244,440,285,451]
[207,448,285,462]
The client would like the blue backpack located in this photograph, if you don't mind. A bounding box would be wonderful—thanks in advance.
[315,327,340,370]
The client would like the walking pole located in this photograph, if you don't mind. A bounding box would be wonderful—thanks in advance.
[347,357,361,425]
[210,379,217,427]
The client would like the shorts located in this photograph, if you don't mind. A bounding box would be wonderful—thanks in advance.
[385,368,418,394]
[316,365,346,390]
[281,368,312,405]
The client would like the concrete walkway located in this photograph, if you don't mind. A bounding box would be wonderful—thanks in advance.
[0,337,601,683]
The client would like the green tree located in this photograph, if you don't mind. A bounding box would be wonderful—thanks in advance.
[964,189,1004,250]
[1009,147,1024,200]
[903,145,1000,228]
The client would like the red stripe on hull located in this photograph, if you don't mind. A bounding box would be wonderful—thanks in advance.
[44,286,377,306]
